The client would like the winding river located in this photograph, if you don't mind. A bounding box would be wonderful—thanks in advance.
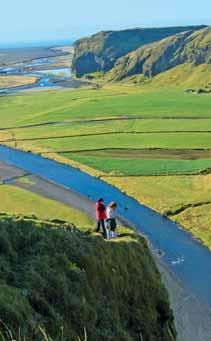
[0,145,211,308]
[0,56,84,93]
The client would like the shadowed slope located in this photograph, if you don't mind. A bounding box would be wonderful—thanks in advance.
[107,27,211,83]
[72,25,205,77]
[0,215,176,340]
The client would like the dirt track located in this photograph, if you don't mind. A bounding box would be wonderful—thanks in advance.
[0,161,211,340]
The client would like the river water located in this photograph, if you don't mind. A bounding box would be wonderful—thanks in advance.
[0,56,80,93]
[0,145,211,308]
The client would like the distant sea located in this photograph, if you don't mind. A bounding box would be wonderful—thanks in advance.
[0,39,74,49]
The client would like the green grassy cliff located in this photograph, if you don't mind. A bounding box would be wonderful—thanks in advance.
[72,25,205,77]
[107,27,211,83]
[0,214,176,340]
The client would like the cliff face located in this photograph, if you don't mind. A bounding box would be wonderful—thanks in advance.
[0,215,176,340]
[107,27,211,81]
[72,26,206,77]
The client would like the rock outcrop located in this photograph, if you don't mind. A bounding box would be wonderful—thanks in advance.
[107,27,211,81]
[72,25,206,77]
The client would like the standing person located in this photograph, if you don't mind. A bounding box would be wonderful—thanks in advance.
[95,198,107,237]
[106,202,117,239]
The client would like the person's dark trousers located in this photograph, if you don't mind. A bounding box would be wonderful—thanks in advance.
[96,219,106,236]
[107,218,117,231]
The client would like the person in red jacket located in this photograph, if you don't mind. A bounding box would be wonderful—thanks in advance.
[95,198,107,237]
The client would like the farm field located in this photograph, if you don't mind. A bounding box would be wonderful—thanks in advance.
[1,84,211,247]
[60,153,211,176]
[8,132,211,153]
[0,86,211,128]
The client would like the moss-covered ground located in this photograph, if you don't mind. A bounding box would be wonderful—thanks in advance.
[0,214,176,340]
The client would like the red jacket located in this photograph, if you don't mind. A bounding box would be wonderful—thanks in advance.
[95,202,107,220]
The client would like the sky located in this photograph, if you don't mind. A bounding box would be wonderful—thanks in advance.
[1,0,211,45]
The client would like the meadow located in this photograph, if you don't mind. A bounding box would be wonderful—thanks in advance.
[0,86,211,128]
[60,154,211,176]
[1,84,211,248]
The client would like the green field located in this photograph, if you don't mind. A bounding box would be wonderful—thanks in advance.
[0,86,211,128]
[4,118,211,142]
[1,85,211,248]
[61,153,211,175]
[10,132,211,151]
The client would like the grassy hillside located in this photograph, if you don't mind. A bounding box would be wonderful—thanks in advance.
[107,31,192,80]
[142,63,211,88]
[107,27,211,86]
[72,25,205,77]
[0,215,175,340]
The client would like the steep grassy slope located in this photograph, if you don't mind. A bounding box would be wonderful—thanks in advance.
[0,215,175,340]
[107,27,211,83]
[72,25,205,77]
[143,63,211,88]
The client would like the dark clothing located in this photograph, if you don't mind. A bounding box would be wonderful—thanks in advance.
[106,218,117,231]
[96,219,106,236]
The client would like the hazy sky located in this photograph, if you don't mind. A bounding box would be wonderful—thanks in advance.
[1,0,211,44]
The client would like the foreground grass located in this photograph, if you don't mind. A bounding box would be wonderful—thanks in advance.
[0,215,176,340]
[104,175,211,249]
[0,185,93,228]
